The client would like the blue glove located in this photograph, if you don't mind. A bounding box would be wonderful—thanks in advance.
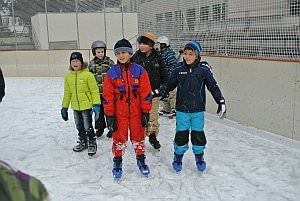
[92,104,100,120]
[61,108,68,121]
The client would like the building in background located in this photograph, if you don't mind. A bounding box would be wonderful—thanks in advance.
[124,0,300,60]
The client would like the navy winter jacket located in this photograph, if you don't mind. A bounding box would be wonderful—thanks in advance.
[161,60,224,113]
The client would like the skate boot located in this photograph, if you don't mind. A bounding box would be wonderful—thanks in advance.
[112,156,122,180]
[95,129,104,137]
[87,138,97,156]
[106,130,113,138]
[195,153,206,172]
[149,133,161,150]
[73,138,88,152]
[172,153,183,172]
[136,154,150,176]
[159,109,170,116]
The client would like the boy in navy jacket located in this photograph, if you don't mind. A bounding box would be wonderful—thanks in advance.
[160,41,226,173]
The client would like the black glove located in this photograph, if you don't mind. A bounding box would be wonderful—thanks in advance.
[141,112,150,127]
[61,108,68,121]
[106,115,117,132]
[217,100,226,119]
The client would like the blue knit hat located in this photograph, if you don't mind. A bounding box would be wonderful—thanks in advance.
[114,38,133,55]
[184,41,202,56]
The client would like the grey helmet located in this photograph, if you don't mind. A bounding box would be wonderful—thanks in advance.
[157,36,170,46]
[91,40,107,56]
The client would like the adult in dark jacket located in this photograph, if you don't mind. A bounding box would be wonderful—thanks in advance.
[160,41,226,173]
[0,67,5,102]
[132,33,169,150]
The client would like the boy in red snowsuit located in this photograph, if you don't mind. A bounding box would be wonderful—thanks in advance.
[103,38,152,179]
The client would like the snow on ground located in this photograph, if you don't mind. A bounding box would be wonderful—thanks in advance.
[0,77,300,201]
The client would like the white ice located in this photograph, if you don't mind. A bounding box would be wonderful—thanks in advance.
[0,77,300,201]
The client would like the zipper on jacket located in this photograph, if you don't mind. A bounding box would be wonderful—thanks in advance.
[125,67,131,115]
[75,72,80,110]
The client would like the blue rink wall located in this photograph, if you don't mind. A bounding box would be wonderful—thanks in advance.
[1,50,299,141]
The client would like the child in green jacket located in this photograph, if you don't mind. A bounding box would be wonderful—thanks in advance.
[61,52,101,156]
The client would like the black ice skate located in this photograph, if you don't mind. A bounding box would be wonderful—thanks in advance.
[73,138,88,152]
[149,133,161,150]
[106,130,113,138]
[88,138,97,156]
[95,129,104,137]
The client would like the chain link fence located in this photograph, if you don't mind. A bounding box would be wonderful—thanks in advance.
[0,0,299,60]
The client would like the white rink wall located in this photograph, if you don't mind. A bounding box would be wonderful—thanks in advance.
[1,51,299,141]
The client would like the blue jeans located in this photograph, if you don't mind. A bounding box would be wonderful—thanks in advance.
[73,109,95,140]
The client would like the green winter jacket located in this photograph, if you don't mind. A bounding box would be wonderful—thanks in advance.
[0,161,49,201]
[62,63,100,110]
[88,56,114,94]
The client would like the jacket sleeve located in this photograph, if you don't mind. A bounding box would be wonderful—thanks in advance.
[0,68,5,101]
[102,74,116,116]
[62,76,71,108]
[159,55,169,85]
[88,73,101,105]
[160,67,178,95]
[203,66,224,104]
[165,51,177,74]
[139,69,152,113]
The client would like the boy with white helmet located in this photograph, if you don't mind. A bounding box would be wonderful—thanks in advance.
[157,36,177,118]
[89,40,114,138]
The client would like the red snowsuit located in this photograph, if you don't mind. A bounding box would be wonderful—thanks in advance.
[103,62,152,157]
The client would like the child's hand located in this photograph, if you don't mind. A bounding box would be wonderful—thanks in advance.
[92,104,100,120]
[61,108,68,121]
[141,112,150,127]
[106,115,117,132]
[217,100,226,119]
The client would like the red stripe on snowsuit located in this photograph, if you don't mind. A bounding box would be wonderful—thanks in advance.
[103,62,152,157]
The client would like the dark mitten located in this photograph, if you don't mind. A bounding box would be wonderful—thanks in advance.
[106,115,117,132]
[141,112,150,127]
[61,108,68,121]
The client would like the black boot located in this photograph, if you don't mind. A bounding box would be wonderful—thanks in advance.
[88,137,97,156]
[106,130,113,138]
[149,133,161,149]
[95,129,104,137]
[73,138,87,152]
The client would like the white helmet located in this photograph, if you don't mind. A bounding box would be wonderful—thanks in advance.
[157,36,170,46]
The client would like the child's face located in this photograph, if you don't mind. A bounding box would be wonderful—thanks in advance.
[138,43,152,53]
[95,48,105,59]
[116,51,131,64]
[71,59,82,71]
[183,49,197,65]
[157,43,162,52]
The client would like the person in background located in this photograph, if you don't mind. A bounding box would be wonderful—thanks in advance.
[103,38,152,180]
[89,40,115,138]
[159,41,226,173]
[156,36,177,118]
[132,33,169,150]
[61,52,100,156]
[0,160,50,201]
[0,67,5,102]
